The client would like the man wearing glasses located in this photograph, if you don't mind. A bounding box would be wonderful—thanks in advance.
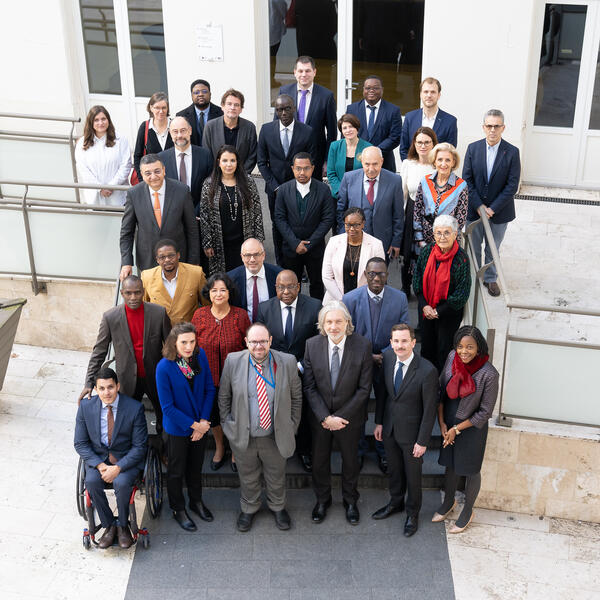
[219,322,302,532]
[176,79,223,147]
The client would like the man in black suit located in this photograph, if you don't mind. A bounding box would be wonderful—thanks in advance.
[258,94,316,264]
[372,324,437,537]
[279,55,337,180]
[176,79,223,147]
[227,238,282,322]
[274,152,334,299]
[256,269,321,471]
[119,154,199,279]
[303,301,373,525]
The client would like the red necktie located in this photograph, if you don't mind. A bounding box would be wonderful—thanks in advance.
[256,364,272,429]
[367,179,376,206]
[251,275,259,323]
[107,405,117,464]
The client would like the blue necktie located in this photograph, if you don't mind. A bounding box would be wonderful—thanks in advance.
[367,105,376,138]
[284,306,293,345]
[394,361,404,394]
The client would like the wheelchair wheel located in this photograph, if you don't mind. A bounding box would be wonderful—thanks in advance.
[76,457,86,519]
[143,445,163,519]
[141,532,150,549]
[82,532,91,550]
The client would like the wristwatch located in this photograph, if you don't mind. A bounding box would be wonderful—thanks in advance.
[453,425,461,435]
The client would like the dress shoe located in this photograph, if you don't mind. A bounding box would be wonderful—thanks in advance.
[404,515,419,537]
[343,500,360,525]
[231,461,238,473]
[432,500,457,523]
[173,509,197,531]
[371,500,404,520]
[358,455,365,471]
[189,500,214,522]
[237,511,255,532]
[311,497,332,523]
[210,453,227,471]
[272,508,291,530]
[117,525,134,549]
[299,454,312,473]
[98,524,117,548]
[377,456,388,474]
[449,511,474,534]
[484,281,501,297]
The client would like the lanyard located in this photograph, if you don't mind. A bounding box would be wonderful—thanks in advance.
[250,353,276,389]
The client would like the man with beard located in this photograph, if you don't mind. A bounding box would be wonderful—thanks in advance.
[176,79,223,147]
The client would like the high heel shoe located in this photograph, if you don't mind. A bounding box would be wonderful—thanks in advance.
[431,500,457,523]
[210,451,227,471]
[448,512,474,533]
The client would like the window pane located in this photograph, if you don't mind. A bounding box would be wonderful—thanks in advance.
[588,47,600,129]
[534,4,587,128]
[127,0,168,97]
[80,0,121,95]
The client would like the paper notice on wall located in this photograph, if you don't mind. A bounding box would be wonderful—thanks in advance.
[196,24,224,62]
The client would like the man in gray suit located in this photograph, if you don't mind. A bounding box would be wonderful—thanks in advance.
[202,88,258,173]
[336,146,404,261]
[218,322,302,532]
[119,154,200,280]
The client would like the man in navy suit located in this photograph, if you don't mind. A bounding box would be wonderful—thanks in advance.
[278,55,337,180]
[463,109,521,297]
[346,76,402,172]
[176,79,223,147]
[337,146,404,261]
[400,77,458,160]
[74,367,148,549]
[343,257,409,473]
[227,238,282,322]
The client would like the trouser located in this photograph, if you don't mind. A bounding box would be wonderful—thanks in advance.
[85,463,139,528]
[383,435,423,517]
[420,310,463,373]
[281,251,325,300]
[166,433,207,511]
[268,191,284,265]
[231,435,287,513]
[296,394,313,457]
[467,220,508,283]
[358,365,385,459]
[133,377,163,434]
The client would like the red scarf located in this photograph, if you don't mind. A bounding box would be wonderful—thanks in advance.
[446,351,489,399]
[422,240,459,308]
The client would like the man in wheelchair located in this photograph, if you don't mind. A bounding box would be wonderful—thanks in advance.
[75,367,148,548]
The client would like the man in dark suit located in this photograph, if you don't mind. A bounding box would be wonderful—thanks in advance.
[303,301,373,525]
[78,275,171,433]
[74,367,148,549]
[372,324,437,537]
[256,269,321,472]
[400,77,458,160]
[346,76,402,172]
[203,88,258,173]
[343,257,409,473]
[176,79,223,147]
[227,238,282,322]
[278,55,337,179]
[258,94,316,264]
[463,109,521,297]
[337,146,404,260]
[119,154,199,278]
[274,152,334,299]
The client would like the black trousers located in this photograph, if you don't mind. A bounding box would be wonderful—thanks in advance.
[295,394,313,457]
[383,434,423,517]
[166,433,207,511]
[281,250,325,300]
[133,377,163,434]
[420,310,463,372]
[268,191,284,265]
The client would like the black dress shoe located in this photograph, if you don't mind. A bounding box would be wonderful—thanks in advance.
[173,509,197,531]
[237,511,255,532]
[371,501,404,520]
[358,455,365,471]
[299,454,312,473]
[98,524,117,549]
[311,497,332,523]
[377,456,388,474]
[210,454,227,471]
[231,461,238,473]
[404,515,419,537]
[189,500,214,522]
[272,508,291,530]
[343,500,360,525]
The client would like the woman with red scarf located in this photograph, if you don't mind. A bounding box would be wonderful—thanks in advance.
[412,214,471,371]
[432,325,499,533]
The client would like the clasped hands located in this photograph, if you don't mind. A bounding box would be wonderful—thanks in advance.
[97,462,121,483]
[191,419,211,441]
[422,305,438,320]
[321,415,348,431]
[440,422,456,448]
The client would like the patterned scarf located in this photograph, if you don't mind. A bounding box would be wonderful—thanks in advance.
[176,355,195,379]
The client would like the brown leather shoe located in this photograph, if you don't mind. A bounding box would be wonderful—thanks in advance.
[117,525,134,549]
[484,281,501,296]
[98,525,117,549]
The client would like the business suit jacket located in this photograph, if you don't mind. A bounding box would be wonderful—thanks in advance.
[74,393,148,472]
[377,350,438,447]
[141,262,208,324]
[337,167,404,251]
[176,102,223,147]
[227,263,283,313]
[218,349,303,457]
[463,138,521,224]
[346,99,402,172]
[256,294,321,362]
[120,178,200,270]
[274,178,335,258]
[202,116,258,173]
[399,108,458,160]
[84,302,171,398]
[342,285,409,354]
[326,137,372,198]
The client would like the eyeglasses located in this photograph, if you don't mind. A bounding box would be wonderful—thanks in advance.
[344,222,364,230]
[192,89,209,95]
[276,285,299,292]
[241,252,264,259]
[366,271,387,279]
[156,252,177,262]
[364,86,382,91]
[293,165,313,172]
[484,124,504,130]
[433,230,455,238]
[247,340,269,347]
[415,141,433,146]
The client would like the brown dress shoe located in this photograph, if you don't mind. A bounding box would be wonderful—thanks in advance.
[117,525,134,549]
[98,525,117,549]
[486,281,501,296]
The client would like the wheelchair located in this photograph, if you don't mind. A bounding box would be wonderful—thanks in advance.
[76,441,163,550]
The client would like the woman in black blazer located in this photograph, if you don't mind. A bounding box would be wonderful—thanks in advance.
[432,326,499,533]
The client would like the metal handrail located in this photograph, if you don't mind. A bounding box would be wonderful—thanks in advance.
[0,179,128,191]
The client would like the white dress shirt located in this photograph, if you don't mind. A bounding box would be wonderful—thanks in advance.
[245,265,269,319]
[296,180,311,197]
[296,84,313,120]
[328,335,347,368]
[280,297,297,332]
[393,351,414,381]
[367,287,384,301]
[100,395,120,447]
[161,268,178,299]
[364,99,382,127]
[148,180,166,217]
[176,145,192,189]
[279,119,295,151]
[363,173,380,201]
[421,110,438,129]
[149,118,171,150]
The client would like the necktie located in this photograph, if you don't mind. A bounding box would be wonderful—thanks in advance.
[256,364,272,429]
[367,179,376,206]
[107,405,117,463]
[330,346,340,389]
[251,275,259,322]
[153,191,161,228]
[282,127,290,156]
[198,111,205,135]
[284,305,293,345]
[372,295,381,303]
[394,361,405,394]
[367,105,376,138]
[179,152,187,186]
[298,89,308,123]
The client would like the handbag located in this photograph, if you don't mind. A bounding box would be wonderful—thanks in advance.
[130,119,150,185]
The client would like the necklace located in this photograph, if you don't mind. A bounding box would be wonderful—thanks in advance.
[223,184,238,221]
[346,243,362,277]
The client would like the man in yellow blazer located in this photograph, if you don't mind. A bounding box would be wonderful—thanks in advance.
[141,238,209,324]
